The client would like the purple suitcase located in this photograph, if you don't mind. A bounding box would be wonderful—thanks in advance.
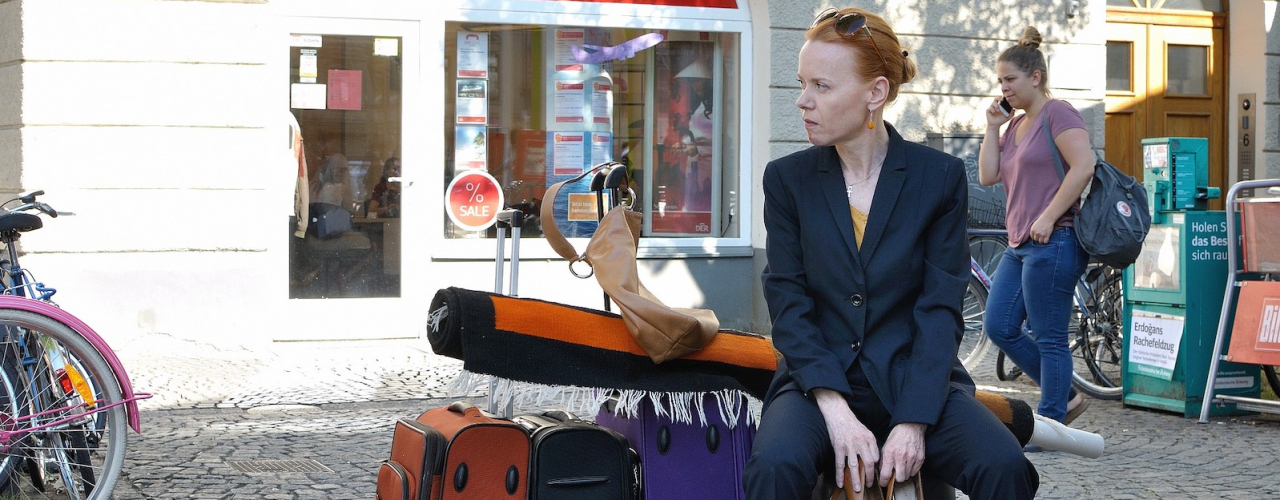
[596,394,753,500]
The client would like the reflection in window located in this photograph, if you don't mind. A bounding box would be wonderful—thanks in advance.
[288,35,403,299]
[1166,45,1207,96]
[1106,42,1132,92]
[443,23,741,240]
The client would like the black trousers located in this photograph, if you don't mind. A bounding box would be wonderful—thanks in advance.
[743,382,1038,500]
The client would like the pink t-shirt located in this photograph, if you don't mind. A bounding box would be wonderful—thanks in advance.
[999,99,1087,247]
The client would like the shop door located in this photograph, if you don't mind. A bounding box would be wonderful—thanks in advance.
[1104,12,1225,208]
[281,18,424,340]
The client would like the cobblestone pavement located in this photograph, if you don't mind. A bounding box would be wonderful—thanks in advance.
[106,334,1280,499]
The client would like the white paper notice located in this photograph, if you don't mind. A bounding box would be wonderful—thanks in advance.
[591,81,612,125]
[554,80,585,124]
[1127,311,1185,381]
[457,32,489,79]
[555,29,585,71]
[299,49,318,83]
[590,133,612,167]
[456,80,487,125]
[291,83,327,110]
[552,132,586,176]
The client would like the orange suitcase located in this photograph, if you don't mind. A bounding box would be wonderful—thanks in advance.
[417,402,531,500]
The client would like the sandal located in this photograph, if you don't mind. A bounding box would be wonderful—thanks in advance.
[1064,397,1091,425]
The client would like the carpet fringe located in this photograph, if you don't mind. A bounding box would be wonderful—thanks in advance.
[447,369,761,428]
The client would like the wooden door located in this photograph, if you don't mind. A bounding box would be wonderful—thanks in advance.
[1105,12,1226,208]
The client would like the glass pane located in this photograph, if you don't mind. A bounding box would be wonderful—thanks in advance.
[288,34,403,299]
[1104,0,1222,10]
[442,23,741,239]
[1161,0,1222,11]
[1166,44,1207,95]
[1106,42,1132,92]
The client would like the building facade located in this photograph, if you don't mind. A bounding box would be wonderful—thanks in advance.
[0,0,1273,348]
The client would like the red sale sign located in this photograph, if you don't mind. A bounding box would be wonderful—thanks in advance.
[446,170,505,231]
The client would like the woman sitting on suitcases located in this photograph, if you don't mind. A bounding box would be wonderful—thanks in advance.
[744,7,1037,500]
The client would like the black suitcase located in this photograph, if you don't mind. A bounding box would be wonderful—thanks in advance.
[512,410,639,500]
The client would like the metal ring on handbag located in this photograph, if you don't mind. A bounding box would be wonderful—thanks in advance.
[620,187,637,210]
[569,256,594,279]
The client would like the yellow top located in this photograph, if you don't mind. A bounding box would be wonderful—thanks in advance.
[850,206,868,249]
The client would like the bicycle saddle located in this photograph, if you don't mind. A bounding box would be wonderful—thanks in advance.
[0,212,42,234]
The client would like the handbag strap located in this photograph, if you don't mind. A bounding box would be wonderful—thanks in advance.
[539,162,627,263]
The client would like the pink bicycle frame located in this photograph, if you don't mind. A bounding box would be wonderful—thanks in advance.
[0,296,146,433]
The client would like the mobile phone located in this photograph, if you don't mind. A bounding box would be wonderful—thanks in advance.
[998,98,1013,117]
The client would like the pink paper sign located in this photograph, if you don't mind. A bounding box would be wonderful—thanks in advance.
[327,69,363,110]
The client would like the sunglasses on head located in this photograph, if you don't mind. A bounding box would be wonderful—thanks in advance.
[811,8,889,70]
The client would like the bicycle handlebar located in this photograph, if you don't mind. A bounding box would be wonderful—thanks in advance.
[4,191,63,218]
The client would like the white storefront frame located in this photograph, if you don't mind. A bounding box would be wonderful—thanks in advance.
[270,0,758,341]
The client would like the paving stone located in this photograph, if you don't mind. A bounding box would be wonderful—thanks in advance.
[98,335,1280,499]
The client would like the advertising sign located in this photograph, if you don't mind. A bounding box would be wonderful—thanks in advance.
[446,170,504,232]
[1128,310,1186,381]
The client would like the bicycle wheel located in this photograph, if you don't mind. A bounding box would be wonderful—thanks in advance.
[1070,266,1124,400]
[1264,366,1280,398]
[0,340,29,492]
[959,275,991,371]
[968,234,1008,279]
[0,310,126,499]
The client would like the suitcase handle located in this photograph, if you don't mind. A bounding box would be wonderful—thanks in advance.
[540,410,578,423]
[448,401,476,414]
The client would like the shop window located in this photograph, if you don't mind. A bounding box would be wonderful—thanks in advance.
[443,23,741,240]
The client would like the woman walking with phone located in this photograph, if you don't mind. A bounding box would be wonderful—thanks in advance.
[978,26,1095,428]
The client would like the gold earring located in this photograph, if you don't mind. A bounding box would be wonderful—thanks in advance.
[867,118,875,130]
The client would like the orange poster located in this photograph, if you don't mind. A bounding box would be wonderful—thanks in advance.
[1227,280,1280,366]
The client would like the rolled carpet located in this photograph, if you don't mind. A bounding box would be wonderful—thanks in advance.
[427,287,779,401]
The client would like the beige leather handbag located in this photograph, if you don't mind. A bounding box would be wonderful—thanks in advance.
[540,163,719,363]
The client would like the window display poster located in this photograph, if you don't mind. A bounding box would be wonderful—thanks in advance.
[651,40,716,235]
[567,193,600,221]
[551,132,586,176]
[591,133,612,168]
[1128,310,1185,381]
[327,69,363,110]
[457,32,489,78]
[457,80,488,124]
[455,125,487,170]
[554,29,585,72]
[546,131,598,238]
[591,80,613,125]
[299,49,318,83]
[554,79,586,124]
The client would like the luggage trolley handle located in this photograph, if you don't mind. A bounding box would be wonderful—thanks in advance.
[492,208,523,417]
[494,208,524,297]
[591,163,633,312]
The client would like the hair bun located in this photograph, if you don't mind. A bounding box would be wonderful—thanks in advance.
[1018,26,1042,50]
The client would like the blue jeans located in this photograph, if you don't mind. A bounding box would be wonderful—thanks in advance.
[984,228,1088,422]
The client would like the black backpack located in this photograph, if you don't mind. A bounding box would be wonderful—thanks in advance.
[1044,114,1151,269]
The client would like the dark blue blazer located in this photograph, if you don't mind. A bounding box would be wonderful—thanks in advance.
[761,124,974,427]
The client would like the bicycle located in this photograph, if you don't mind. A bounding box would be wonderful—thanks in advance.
[0,191,149,499]
[960,229,1125,400]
